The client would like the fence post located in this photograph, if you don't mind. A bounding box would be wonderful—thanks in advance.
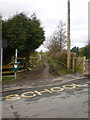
[83,56,86,76]
[72,57,75,73]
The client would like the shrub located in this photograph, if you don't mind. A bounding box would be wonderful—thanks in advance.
[47,51,76,75]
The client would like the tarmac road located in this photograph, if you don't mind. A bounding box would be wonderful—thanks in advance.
[1,77,89,118]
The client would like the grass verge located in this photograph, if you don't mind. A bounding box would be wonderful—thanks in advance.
[2,77,16,84]
[58,69,72,75]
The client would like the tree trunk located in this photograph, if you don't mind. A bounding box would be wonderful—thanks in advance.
[25,51,30,69]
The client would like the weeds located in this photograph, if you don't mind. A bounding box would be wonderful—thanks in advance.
[2,77,16,83]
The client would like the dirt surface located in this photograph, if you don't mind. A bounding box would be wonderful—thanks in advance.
[2,60,85,92]
[2,61,54,88]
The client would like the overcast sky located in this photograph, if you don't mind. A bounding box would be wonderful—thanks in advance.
[0,0,89,51]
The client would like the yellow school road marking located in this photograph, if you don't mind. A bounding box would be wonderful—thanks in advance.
[87,81,90,83]
[5,82,88,101]
[5,94,20,101]
[50,87,64,92]
[21,92,36,98]
[34,89,53,95]
[63,84,76,89]
[75,84,88,87]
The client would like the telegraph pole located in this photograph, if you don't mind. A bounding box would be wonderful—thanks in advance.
[67,0,71,69]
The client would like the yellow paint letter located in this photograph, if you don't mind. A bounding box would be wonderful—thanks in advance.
[51,87,64,92]
[5,94,20,101]
[21,91,36,98]
[34,89,53,95]
[63,84,76,89]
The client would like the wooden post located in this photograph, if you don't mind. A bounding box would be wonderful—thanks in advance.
[67,0,71,69]
[72,57,75,73]
[0,48,3,81]
[15,72,16,79]
[83,56,86,76]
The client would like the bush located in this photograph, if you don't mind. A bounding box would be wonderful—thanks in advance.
[47,51,76,75]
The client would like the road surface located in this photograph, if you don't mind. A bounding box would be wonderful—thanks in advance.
[1,77,89,118]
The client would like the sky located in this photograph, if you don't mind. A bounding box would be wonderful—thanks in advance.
[0,0,89,52]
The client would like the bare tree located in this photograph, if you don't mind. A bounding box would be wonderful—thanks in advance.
[47,21,67,53]
[46,35,59,53]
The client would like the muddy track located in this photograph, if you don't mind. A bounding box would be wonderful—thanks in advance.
[2,58,56,89]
